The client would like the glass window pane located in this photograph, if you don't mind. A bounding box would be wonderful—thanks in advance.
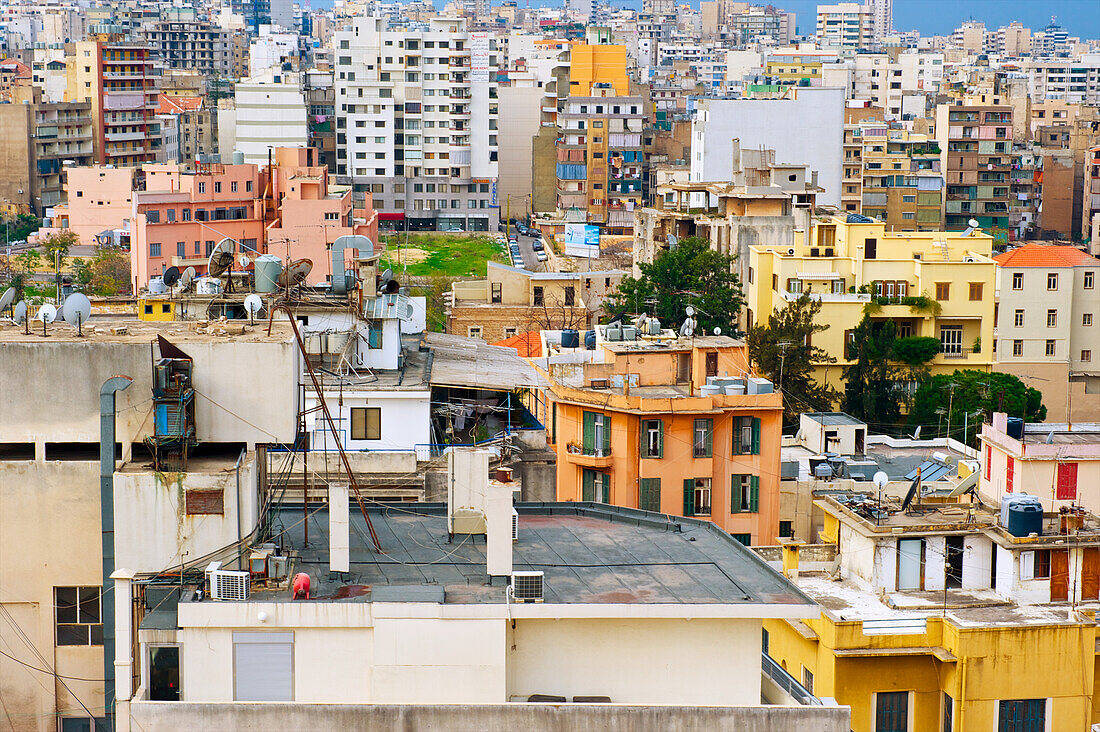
[79,587,101,623]
[56,587,78,624]
[57,625,89,646]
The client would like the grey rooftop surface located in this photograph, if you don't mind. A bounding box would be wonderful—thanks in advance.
[802,412,866,427]
[261,503,816,607]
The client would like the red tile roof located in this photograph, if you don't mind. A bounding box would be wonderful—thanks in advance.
[156,94,204,115]
[492,331,542,358]
[993,244,1100,268]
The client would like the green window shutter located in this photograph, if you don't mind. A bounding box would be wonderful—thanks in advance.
[602,414,611,454]
[731,475,742,513]
[750,475,760,513]
[551,403,557,444]
[639,420,646,457]
[751,417,761,455]
[601,473,611,503]
[582,412,595,454]
[705,419,713,456]
[683,479,695,517]
[582,469,594,502]
[640,477,661,512]
[657,420,663,458]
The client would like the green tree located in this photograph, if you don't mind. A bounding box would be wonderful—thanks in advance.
[40,230,77,263]
[604,236,743,334]
[14,249,41,274]
[72,257,93,291]
[2,213,41,244]
[909,370,1046,447]
[85,247,131,296]
[841,316,909,426]
[745,292,839,420]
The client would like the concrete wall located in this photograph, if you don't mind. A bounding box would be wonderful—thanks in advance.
[127,701,851,731]
[497,86,543,215]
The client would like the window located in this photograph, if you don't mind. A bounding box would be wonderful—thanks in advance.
[935,282,950,300]
[693,418,713,458]
[1047,309,1057,327]
[231,181,238,193]
[942,694,953,732]
[1012,272,1023,290]
[1085,313,1094,326]
[350,407,381,440]
[940,326,962,355]
[214,181,222,193]
[733,416,761,455]
[233,632,293,701]
[875,691,909,732]
[1047,273,1058,290]
[683,477,711,516]
[503,327,517,339]
[1011,309,1024,328]
[779,520,793,538]
[55,587,102,645]
[1021,549,1051,580]
[638,477,661,512]
[762,628,770,655]
[176,242,185,257]
[582,411,611,457]
[997,699,1045,731]
[1013,340,1023,357]
[1046,339,1056,356]
[197,181,206,193]
[1057,463,1078,500]
[533,286,543,306]
[1085,271,1095,289]
[801,667,814,695]
[731,474,759,513]
[564,286,575,306]
[969,282,983,301]
[491,282,502,303]
[150,242,161,257]
[145,210,160,223]
[641,419,663,458]
[582,469,611,502]
[467,326,482,338]
[730,533,751,546]
[1083,350,1093,362]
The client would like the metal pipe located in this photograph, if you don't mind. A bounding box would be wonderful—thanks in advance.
[100,374,133,724]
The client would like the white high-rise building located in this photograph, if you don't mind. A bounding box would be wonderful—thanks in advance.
[868,0,892,40]
[816,3,874,50]
[333,16,500,231]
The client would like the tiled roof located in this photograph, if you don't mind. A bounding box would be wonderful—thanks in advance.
[492,331,543,358]
[156,94,204,115]
[994,244,1100,268]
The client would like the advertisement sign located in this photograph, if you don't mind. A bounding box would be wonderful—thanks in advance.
[470,32,490,83]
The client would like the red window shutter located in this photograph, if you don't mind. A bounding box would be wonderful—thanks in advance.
[985,445,992,478]
[1056,463,1078,501]
[1006,457,1014,493]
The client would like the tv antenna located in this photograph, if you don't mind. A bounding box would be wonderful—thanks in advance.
[62,293,91,337]
[244,293,263,325]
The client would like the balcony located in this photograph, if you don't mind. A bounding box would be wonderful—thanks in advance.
[938,346,976,360]
[564,443,613,468]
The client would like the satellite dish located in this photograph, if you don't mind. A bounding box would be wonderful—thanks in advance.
[244,294,263,314]
[1046,430,1055,444]
[13,300,27,323]
[0,287,14,312]
[237,253,251,268]
[667,234,678,249]
[713,326,721,336]
[901,470,921,511]
[62,293,91,335]
[678,316,695,338]
[685,305,695,317]
[912,425,921,440]
[278,258,313,288]
[872,471,889,489]
[35,304,57,323]
[379,267,399,294]
[967,218,979,229]
[179,266,196,290]
[163,266,181,288]
[207,239,235,278]
[381,268,394,283]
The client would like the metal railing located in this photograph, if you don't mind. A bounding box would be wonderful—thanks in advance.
[762,653,822,706]
[939,346,974,359]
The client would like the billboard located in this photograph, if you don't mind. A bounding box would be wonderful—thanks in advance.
[470,32,490,83]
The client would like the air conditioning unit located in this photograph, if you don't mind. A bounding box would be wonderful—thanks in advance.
[205,562,251,601]
[511,571,544,602]
[810,247,820,257]
[512,508,519,542]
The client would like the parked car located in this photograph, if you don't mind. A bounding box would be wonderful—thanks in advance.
[536,251,548,262]
[532,240,545,251]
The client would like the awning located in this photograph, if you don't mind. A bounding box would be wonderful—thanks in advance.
[378,213,406,220]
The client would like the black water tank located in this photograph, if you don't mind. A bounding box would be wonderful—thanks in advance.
[1006,417,1024,440]
[561,329,579,349]
[1006,501,1043,538]
[584,330,596,350]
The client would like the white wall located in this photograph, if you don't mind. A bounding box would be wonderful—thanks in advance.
[924,535,946,591]
[507,618,761,705]
[962,535,992,590]
[839,522,877,585]
[305,391,430,452]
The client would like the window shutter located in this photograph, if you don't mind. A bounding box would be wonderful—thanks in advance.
[638,420,646,456]
[683,479,694,516]
[750,475,760,512]
[582,469,595,502]
[751,417,761,455]
[731,475,742,513]
[582,412,595,454]
[1056,463,1078,500]
[602,414,611,454]
[234,632,293,701]
[656,419,663,458]
[705,419,713,456]
[601,473,611,503]
[639,477,661,512]
[551,404,557,444]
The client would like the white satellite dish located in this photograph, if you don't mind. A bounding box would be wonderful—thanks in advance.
[678,316,695,338]
[0,287,14,313]
[712,326,721,336]
[244,293,263,324]
[179,266,196,290]
[62,293,92,336]
[13,300,27,324]
[685,305,695,317]
[238,253,251,268]
[872,471,889,489]
[35,304,57,323]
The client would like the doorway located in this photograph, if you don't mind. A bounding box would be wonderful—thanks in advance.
[946,536,964,589]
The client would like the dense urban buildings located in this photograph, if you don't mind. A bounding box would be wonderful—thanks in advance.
[0,2,1099,732]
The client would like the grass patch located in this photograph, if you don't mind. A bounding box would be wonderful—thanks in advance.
[379,233,505,277]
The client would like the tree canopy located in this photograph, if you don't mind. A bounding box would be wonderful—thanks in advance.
[40,230,77,262]
[909,370,1047,447]
[841,316,909,426]
[745,292,838,420]
[73,247,131,296]
[604,236,743,335]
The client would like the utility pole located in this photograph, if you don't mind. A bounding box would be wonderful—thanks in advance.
[945,381,957,442]
[777,340,793,393]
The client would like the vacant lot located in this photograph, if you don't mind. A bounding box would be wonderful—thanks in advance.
[380,233,505,277]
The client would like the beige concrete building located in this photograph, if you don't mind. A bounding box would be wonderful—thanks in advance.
[496,84,544,219]
[994,244,1100,423]
[447,261,624,343]
[856,124,942,232]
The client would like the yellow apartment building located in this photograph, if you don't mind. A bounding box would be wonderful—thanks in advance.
[762,490,1100,732]
[567,42,629,96]
[747,216,997,394]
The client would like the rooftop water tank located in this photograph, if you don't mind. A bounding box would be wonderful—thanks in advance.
[725,384,746,395]
[1006,417,1025,440]
[1001,494,1043,538]
[584,330,596,350]
[254,254,282,294]
[148,276,167,295]
[561,329,580,349]
[700,384,722,397]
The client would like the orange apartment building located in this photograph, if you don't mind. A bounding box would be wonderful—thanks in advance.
[531,327,783,545]
[124,148,377,290]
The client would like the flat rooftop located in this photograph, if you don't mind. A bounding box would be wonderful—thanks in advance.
[803,412,864,426]
[0,317,294,344]
[600,335,746,353]
[240,503,817,607]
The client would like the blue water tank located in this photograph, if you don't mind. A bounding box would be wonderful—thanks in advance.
[1006,417,1025,440]
[1002,494,1043,537]
[561,329,580,349]
[584,330,596,350]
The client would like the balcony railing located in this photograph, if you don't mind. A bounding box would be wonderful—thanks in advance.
[762,653,822,706]
[939,346,974,359]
